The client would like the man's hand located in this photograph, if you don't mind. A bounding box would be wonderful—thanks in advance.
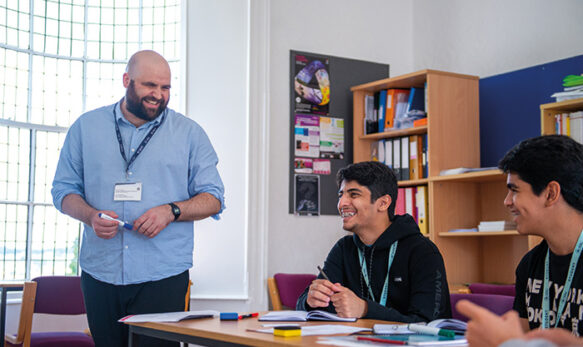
[330,285,367,318]
[306,279,340,308]
[133,204,175,238]
[456,299,525,347]
[91,211,120,239]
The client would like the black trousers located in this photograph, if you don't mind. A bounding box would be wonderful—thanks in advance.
[81,270,189,347]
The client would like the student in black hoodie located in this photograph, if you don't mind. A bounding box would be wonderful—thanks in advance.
[296,161,451,321]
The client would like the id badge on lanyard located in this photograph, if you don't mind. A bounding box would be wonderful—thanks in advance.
[114,182,142,201]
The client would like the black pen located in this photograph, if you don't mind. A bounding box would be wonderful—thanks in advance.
[317,265,331,281]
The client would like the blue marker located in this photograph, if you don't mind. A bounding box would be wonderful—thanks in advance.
[99,213,133,230]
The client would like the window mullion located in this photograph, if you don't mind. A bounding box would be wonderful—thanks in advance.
[25,128,37,279]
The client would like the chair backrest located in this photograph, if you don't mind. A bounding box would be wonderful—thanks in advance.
[5,281,37,347]
[450,293,514,322]
[32,276,86,315]
[268,273,316,310]
[469,283,515,297]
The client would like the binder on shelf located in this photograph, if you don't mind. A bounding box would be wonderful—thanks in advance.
[406,87,426,115]
[422,134,428,178]
[409,135,423,180]
[385,139,393,170]
[401,136,410,181]
[416,186,428,235]
[378,140,385,163]
[395,187,406,216]
[405,187,417,222]
[393,138,401,180]
[370,142,379,162]
[378,90,388,133]
[385,89,410,131]
[364,94,377,135]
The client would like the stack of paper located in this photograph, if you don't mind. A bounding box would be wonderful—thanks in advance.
[478,221,516,232]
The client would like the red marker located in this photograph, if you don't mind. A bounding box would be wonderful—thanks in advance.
[356,336,407,345]
[238,312,259,319]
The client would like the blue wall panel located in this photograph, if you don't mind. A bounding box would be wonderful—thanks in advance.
[480,54,583,167]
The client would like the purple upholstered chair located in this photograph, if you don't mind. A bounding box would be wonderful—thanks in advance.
[268,273,317,310]
[29,276,94,347]
[450,293,515,322]
[468,283,516,297]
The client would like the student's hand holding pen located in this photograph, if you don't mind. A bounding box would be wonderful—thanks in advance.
[306,265,340,308]
[306,278,340,308]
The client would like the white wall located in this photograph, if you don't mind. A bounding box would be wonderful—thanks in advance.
[412,0,583,77]
[267,0,414,277]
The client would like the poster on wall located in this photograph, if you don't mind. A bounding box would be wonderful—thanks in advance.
[319,116,344,159]
[294,114,320,158]
[293,53,330,115]
[294,174,320,216]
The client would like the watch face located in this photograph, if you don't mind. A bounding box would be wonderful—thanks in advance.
[173,206,180,215]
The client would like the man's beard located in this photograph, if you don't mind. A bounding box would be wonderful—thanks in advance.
[125,80,168,122]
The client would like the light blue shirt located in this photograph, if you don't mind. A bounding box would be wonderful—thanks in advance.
[52,102,225,285]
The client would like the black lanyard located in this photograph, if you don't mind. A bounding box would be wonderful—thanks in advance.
[113,101,166,176]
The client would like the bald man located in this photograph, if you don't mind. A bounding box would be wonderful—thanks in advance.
[52,50,225,347]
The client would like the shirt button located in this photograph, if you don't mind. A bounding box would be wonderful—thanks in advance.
[125,245,129,249]
[131,148,135,152]
[128,171,133,175]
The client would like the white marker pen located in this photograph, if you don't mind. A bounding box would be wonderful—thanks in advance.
[99,213,133,230]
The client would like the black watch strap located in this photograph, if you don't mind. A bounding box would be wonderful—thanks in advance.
[168,202,181,221]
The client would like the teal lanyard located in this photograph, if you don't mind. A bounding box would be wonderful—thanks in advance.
[357,241,398,306]
[542,229,583,329]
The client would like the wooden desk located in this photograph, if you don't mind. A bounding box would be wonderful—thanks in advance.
[126,315,384,347]
[0,282,25,347]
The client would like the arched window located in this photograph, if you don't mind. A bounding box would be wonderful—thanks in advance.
[0,0,181,280]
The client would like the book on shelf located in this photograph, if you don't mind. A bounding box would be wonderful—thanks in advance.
[439,167,498,176]
[478,220,516,232]
[555,112,583,144]
[413,117,427,127]
[551,89,583,102]
[258,310,356,322]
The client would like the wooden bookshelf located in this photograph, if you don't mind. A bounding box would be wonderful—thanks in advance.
[540,98,583,135]
[351,70,536,287]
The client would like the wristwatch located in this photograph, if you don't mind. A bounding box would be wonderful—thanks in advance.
[168,202,181,221]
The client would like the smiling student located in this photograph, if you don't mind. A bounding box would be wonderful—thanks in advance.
[296,161,451,321]
[498,135,583,336]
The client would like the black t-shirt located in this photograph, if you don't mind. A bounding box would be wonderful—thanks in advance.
[514,240,583,335]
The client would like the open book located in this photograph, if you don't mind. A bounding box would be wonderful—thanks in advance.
[119,310,219,323]
[259,310,356,322]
